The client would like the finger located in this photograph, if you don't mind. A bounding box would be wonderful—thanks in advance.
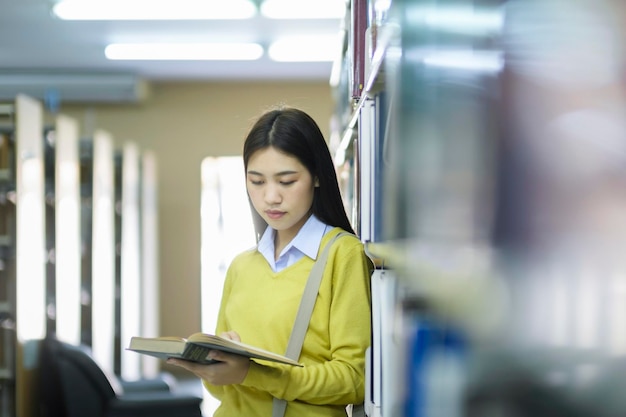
[208,349,242,364]
[166,358,185,368]
[167,358,198,371]
[207,349,227,362]
[220,330,241,342]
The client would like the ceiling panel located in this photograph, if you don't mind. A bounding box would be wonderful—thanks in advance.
[0,0,346,101]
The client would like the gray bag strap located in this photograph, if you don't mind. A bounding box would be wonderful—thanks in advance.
[272,231,351,417]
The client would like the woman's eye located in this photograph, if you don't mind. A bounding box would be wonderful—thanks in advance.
[280,180,296,186]
[249,179,264,185]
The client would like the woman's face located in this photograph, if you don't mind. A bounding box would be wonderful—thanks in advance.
[246,146,316,242]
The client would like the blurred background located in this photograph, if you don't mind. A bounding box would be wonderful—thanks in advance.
[4,0,626,417]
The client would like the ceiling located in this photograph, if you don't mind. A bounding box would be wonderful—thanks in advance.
[0,0,345,102]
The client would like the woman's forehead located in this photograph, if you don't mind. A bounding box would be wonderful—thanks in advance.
[247,147,305,174]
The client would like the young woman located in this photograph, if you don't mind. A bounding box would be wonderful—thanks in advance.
[168,107,372,417]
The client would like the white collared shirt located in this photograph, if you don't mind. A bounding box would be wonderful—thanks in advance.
[257,214,330,272]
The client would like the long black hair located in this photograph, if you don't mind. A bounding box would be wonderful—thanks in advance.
[243,107,355,241]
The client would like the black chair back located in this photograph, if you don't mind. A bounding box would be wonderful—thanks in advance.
[39,336,204,417]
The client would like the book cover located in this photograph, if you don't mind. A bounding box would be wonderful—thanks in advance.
[127,332,302,367]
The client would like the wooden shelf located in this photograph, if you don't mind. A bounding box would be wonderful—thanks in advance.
[366,239,504,338]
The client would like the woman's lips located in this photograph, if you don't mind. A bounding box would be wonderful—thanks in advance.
[266,210,285,220]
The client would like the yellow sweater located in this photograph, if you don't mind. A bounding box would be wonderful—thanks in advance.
[204,228,372,417]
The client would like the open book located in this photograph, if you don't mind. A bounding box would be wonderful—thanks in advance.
[127,332,302,367]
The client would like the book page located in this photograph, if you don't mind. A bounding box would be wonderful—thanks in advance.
[187,333,302,366]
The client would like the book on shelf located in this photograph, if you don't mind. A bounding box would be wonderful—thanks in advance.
[350,0,368,98]
[127,332,302,367]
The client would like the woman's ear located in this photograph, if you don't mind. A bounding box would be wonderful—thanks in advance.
[314,177,320,187]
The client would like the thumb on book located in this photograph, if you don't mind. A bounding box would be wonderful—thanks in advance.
[219,330,241,342]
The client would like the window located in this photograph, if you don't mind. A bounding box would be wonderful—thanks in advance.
[200,156,255,415]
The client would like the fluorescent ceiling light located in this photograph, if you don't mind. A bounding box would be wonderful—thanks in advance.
[269,35,340,62]
[105,43,264,61]
[52,0,257,20]
[261,0,345,19]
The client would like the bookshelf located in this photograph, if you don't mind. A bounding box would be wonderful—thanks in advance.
[119,143,142,381]
[44,128,56,338]
[90,130,116,375]
[331,2,402,416]
[0,94,160,415]
[335,0,626,416]
[0,96,84,417]
[140,151,159,378]
[53,115,81,346]
[11,94,46,417]
[0,103,16,417]
[114,149,122,375]
[79,138,94,348]
[332,0,502,416]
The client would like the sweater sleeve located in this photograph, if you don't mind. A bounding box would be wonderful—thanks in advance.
[240,240,372,405]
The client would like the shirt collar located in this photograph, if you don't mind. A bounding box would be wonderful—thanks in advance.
[257,214,328,261]
[291,214,328,260]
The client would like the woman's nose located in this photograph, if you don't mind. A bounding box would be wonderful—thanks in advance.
[264,183,282,203]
